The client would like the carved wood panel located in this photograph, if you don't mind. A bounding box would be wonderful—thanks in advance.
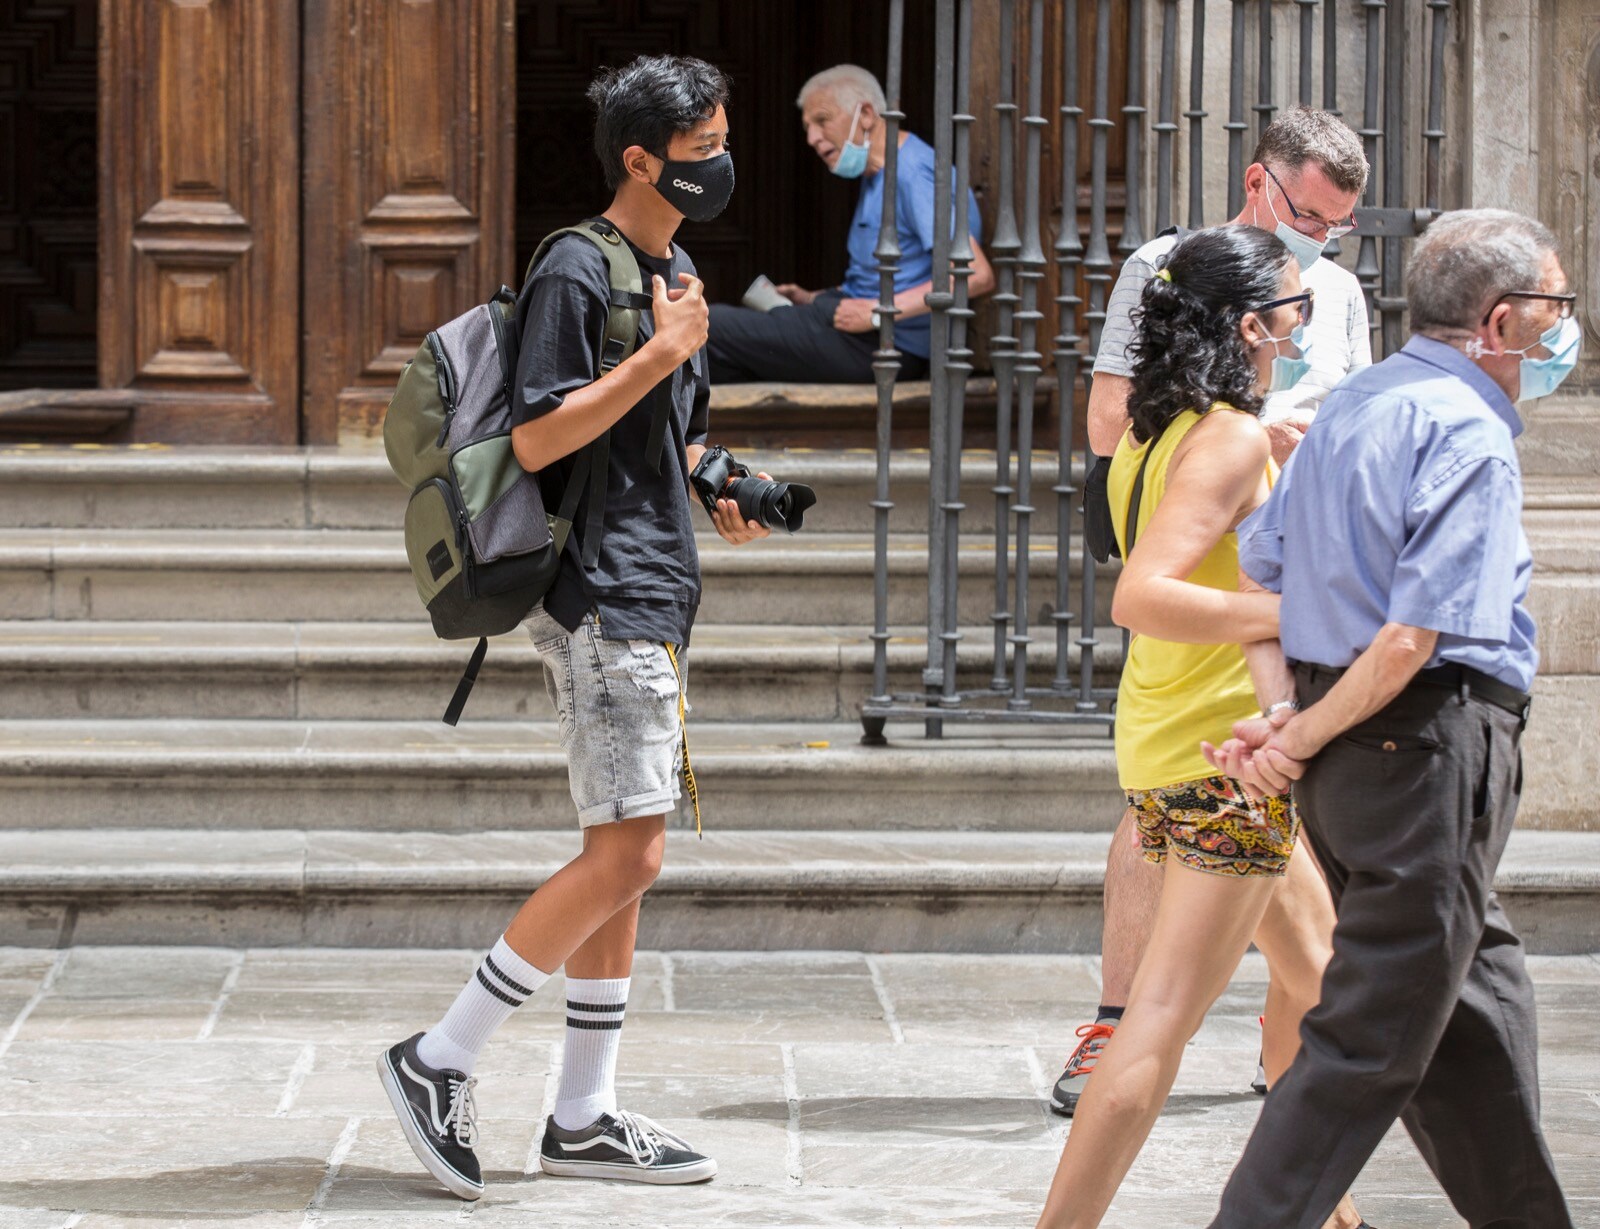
[303,0,516,444]
[99,0,298,442]
[0,1,98,390]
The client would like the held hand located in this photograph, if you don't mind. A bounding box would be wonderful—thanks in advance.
[1266,419,1311,465]
[650,273,708,365]
[775,283,817,306]
[711,472,773,545]
[831,297,878,333]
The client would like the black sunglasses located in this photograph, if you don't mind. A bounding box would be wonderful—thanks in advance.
[1250,289,1315,329]
[1480,291,1576,326]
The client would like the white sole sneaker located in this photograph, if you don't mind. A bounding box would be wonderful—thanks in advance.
[376,1049,484,1201]
[539,1153,718,1185]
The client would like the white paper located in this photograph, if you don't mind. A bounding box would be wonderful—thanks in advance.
[742,274,793,313]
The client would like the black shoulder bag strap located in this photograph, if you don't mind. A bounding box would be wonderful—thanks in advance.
[1123,429,1161,557]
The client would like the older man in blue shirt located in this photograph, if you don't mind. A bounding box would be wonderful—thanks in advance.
[1201,209,1578,1228]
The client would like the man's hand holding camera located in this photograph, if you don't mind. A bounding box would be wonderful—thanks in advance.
[710,482,772,545]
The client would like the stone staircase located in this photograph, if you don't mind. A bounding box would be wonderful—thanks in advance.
[0,440,1596,952]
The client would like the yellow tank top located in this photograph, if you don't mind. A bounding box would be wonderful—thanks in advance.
[1109,406,1271,791]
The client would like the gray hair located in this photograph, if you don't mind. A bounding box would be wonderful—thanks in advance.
[796,64,887,115]
[1252,104,1369,197]
[1407,209,1560,334]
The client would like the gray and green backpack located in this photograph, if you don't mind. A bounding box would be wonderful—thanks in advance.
[384,217,658,724]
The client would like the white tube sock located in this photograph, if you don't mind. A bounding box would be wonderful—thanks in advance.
[417,936,549,1075]
[553,975,630,1129]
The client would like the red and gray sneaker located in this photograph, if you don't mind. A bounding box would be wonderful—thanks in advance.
[376,1032,484,1201]
[1049,1020,1117,1117]
[540,1109,717,1184]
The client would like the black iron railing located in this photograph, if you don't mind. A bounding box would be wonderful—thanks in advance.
[861,0,1452,743]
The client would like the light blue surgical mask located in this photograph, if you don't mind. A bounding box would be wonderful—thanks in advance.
[1261,185,1328,272]
[1262,323,1311,392]
[1511,315,1581,401]
[831,104,871,179]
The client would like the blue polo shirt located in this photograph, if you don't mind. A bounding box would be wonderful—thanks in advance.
[840,132,983,360]
[1237,335,1537,692]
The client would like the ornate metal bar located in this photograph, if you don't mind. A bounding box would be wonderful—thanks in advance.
[1120,0,1146,254]
[862,0,905,746]
[1355,0,1384,356]
[1255,0,1275,147]
[1227,0,1248,217]
[1297,0,1316,105]
[923,0,956,734]
[1324,0,1339,112]
[1008,0,1046,711]
[989,0,1021,692]
[1153,0,1178,235]
[1380,0,1406,356]
[1186,0,1208,228]
[1424,0,1449,211]
[1053,0,1086,696]
[939,0,976,704]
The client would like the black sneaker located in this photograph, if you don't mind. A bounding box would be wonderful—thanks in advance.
[376,1032,484,1201]
[539,1110,717,1184]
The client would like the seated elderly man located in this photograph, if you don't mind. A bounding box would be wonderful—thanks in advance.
[706,63,993,384]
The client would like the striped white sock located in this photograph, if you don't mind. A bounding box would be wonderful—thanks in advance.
[553,975,629,1130]
[417,936,549,1075]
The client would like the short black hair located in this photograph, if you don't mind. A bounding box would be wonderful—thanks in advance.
[1127,224,1294,440]
[586,55,731,190]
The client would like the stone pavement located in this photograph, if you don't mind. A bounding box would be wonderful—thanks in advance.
[1,948,1596,1228]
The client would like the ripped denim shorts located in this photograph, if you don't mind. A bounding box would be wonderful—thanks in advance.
[524,603,687,828]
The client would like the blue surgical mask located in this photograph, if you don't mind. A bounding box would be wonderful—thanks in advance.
[1263,323,1311,392]
[831,104,871,179]
[1510,315,1581,401]
[1262,186,1327,272]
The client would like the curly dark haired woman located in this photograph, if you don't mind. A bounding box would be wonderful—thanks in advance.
[1036,226,1366,1229]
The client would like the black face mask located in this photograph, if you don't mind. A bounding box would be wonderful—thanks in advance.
[651,152,734,222]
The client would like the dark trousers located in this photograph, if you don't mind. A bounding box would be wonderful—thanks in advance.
[1211,665,1572,1229]
[706,292,928,385]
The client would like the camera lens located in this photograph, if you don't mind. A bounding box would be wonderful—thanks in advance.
[727,477,817,533]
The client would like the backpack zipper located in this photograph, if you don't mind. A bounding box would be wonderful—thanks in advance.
[427,332,458,448]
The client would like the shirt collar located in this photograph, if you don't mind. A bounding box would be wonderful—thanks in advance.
[1400,335,1524,438]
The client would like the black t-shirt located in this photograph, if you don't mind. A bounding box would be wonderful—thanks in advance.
[513,230,710,647]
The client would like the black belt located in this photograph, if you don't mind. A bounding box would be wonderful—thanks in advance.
[1296,660,1531,719]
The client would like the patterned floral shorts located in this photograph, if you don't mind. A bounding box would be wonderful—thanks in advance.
[1127,776,1299,878]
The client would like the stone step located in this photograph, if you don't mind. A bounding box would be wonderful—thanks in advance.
[0,826,1593,953]
[0,528,1104,628]
[0,620,1124,722]
[0,445,1074,535]
[0,719,1122,834]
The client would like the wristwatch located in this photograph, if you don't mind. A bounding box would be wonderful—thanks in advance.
[1264,699,1300,720]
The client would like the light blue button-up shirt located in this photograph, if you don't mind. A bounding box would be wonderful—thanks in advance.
[1237,335,1537,692]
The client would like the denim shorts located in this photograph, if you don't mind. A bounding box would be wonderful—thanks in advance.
[524,603,687,828]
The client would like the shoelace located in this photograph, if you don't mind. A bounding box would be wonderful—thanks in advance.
[613,1110,677,1167]
[1062,1022,1116,1076]
[442,1074,479,1147]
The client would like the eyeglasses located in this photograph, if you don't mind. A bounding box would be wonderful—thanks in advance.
[1480,291,1576,326]
[1264,166,1357,241]
[1251,289,1316,329]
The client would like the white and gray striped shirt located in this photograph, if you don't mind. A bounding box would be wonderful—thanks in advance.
[1091,230,1372,424]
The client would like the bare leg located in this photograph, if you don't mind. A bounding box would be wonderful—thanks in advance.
[1253,841,1363,1229]
[1099,806,1165,1006]
[502,817,667,973]
[1037,859,1279,1229]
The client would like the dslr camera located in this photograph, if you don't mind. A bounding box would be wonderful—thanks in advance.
[690,445,817,534]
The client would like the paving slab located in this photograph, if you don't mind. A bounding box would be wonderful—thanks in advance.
[0,947,1595,1226]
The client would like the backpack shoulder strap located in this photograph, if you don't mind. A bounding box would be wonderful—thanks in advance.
[1124,429,1162,557]
[526,218,648,374]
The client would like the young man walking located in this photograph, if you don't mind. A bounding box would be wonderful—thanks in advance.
[1053,104,1372,1116]
[378,54,768,1201]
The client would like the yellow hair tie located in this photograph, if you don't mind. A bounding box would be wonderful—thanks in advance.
[1156,268,1173,282]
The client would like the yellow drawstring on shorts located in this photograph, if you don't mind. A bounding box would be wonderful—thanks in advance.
[662,642,701,837]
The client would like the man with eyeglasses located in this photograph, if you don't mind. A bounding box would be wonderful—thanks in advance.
[1202,208,1577,1229]
[1051,104,1373,1118]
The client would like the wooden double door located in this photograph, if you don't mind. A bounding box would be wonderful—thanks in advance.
[79,0,937,445]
